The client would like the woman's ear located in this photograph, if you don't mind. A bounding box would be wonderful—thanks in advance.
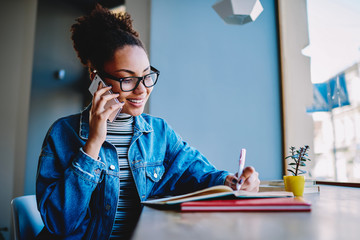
[90,70,96,81]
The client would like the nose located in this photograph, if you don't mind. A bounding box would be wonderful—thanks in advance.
[133,79,146,94]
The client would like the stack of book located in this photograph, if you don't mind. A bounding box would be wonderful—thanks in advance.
[180,197,311,212]
[259,179,320,194]
[142,185,312,212]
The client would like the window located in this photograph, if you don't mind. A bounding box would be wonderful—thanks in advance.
[304,0,360,182]
[279,0,360,183]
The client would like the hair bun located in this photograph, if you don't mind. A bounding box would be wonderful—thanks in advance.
[71,4,143,70]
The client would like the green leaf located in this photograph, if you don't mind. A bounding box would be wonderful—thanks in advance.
[287,169,296,176]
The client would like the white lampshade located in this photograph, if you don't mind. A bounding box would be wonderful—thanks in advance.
[212,0,263,25]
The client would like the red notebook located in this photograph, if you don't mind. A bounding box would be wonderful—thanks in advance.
[181,197,311,212]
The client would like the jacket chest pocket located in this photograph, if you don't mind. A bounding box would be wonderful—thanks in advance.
[131,160,165,200]
[146,164,165,183]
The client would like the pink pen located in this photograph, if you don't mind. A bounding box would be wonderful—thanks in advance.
[237,148,246,190]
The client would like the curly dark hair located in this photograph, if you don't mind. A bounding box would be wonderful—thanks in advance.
[71,4,145,72]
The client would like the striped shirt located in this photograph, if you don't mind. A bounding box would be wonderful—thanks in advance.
[106,114,142,239]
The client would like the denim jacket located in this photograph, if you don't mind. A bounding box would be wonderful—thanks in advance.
[36,106,229,239]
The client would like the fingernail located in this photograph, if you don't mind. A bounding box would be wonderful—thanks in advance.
[239,178,243,184]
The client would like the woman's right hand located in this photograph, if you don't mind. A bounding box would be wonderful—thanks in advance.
[83,83,124,159]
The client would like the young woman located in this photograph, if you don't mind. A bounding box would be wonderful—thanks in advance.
[36,5,260,240]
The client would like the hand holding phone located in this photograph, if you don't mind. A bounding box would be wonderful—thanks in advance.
[88,74,122,122]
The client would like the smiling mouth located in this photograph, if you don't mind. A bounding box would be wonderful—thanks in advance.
[127,99,144,104]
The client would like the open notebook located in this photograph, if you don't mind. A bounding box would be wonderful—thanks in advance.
[142,185,293,206]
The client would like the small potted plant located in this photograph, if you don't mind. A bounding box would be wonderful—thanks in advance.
[283,145,310,196]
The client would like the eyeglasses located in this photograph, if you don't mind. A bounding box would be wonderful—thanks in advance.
[99,66,160,92]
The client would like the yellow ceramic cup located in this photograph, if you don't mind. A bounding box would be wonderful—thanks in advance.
[283,175,305,196]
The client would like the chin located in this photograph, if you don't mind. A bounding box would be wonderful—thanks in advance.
[123,108,144,117]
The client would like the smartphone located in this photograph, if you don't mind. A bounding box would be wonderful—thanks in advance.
[88,74,121,122]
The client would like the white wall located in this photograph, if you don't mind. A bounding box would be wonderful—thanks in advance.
[278,0,314,171]
[126,0,151,113]
[0,1,38,239]
[125,0,151,54]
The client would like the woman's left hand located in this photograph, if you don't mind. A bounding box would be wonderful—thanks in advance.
[225,166,260,192]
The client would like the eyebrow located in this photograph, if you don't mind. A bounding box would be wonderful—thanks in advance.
[114,66,150,75]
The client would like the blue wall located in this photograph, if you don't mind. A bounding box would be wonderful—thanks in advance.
[149,0,282,180]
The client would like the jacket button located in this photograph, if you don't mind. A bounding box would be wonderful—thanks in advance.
[109,165,115,170]
[154,173,158,178]
[105,204,111,211]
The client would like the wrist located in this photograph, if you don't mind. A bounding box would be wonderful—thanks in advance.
[83,140,102,160]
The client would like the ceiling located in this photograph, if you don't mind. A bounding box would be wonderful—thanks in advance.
[69,0,125,12]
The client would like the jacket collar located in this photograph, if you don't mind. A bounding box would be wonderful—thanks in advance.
[134,114,153,133]
[79,104,153,140]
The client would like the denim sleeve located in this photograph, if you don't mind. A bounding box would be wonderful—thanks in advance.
[155,121,230,196]
[36,132,105,235]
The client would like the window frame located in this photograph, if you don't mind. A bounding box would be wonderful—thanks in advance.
[277,0,360,186]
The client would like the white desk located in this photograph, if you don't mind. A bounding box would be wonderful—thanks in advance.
[132,185,360,240]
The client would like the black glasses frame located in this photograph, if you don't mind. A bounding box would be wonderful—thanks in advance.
[98,66,160,92]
